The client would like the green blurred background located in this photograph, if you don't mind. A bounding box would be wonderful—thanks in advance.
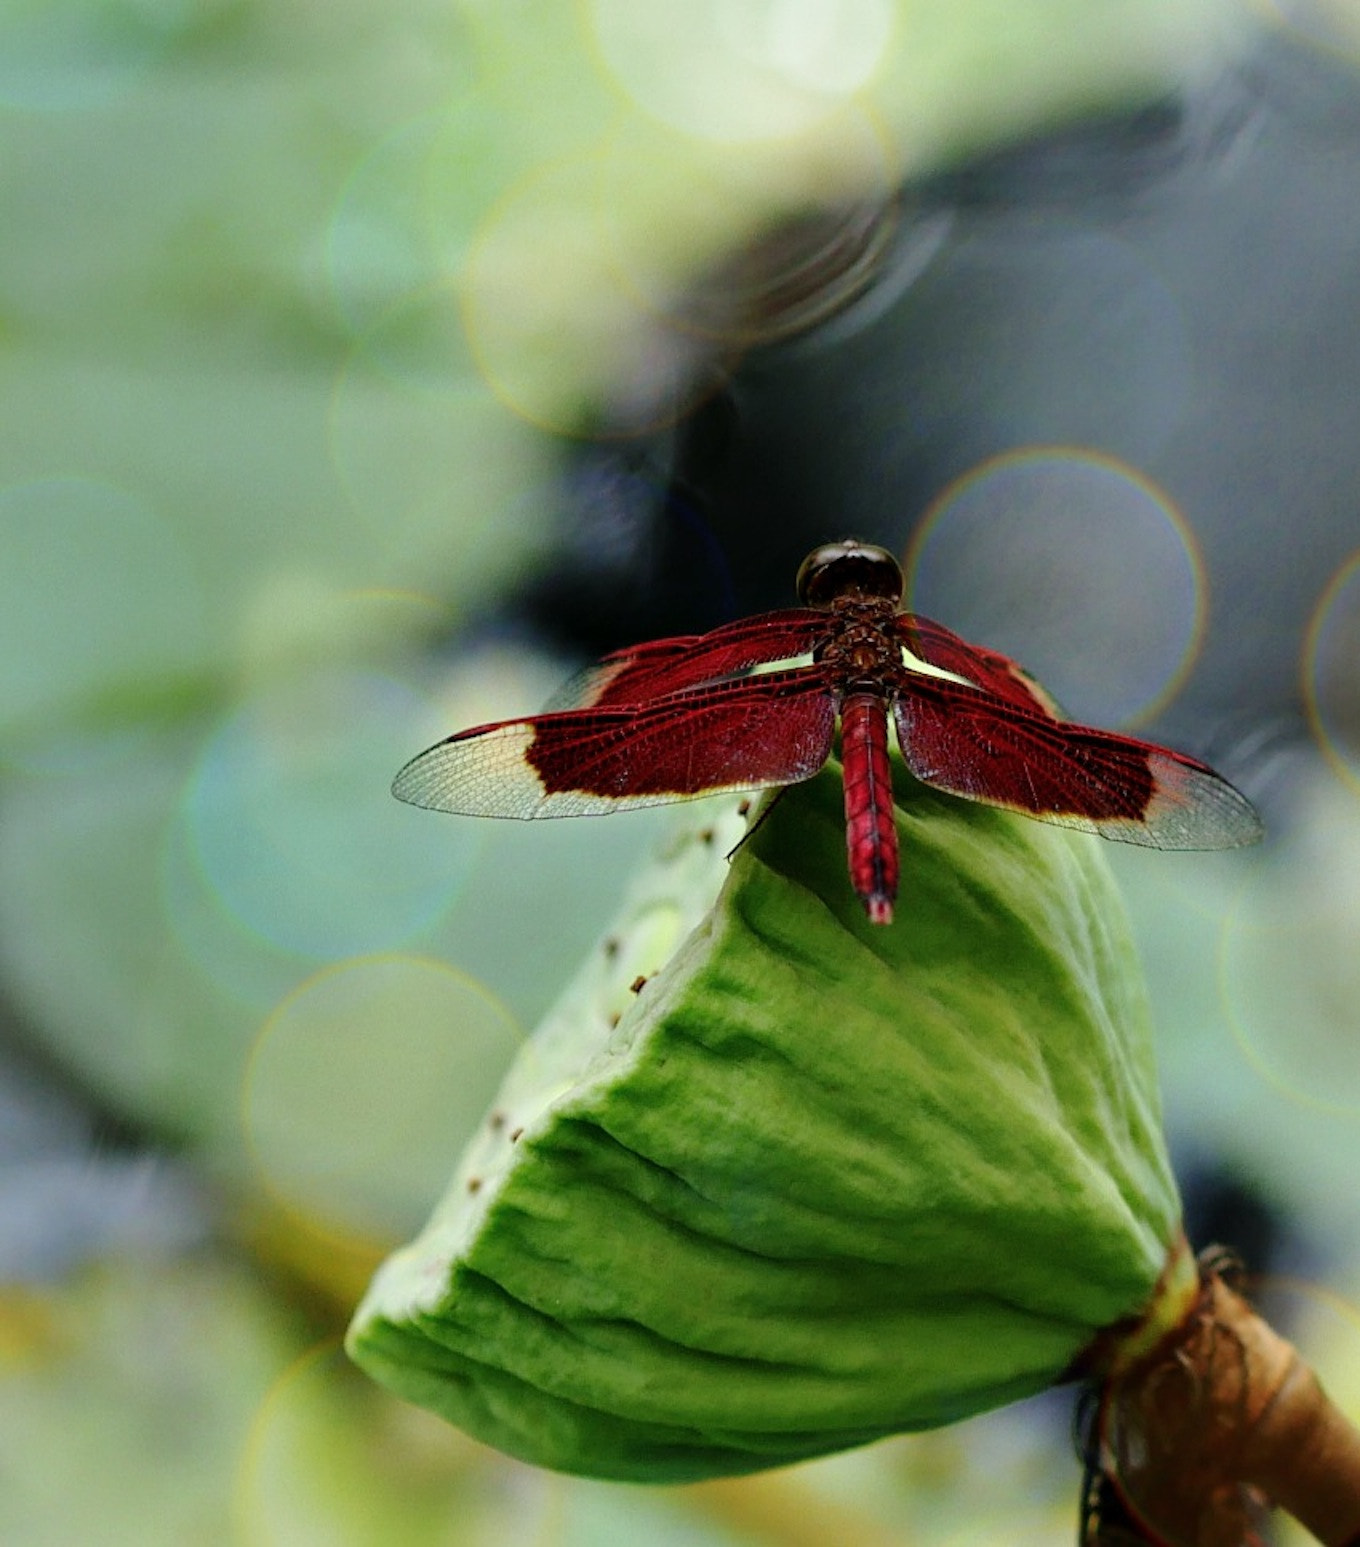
[3,0,1360,1541]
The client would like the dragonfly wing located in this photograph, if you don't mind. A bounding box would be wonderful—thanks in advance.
[551,609,829,709]
[395,669,836,817]
[897,614,1065,718]
[894,681,1262,850]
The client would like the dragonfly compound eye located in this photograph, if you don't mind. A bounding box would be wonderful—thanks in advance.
[796,539,904,607]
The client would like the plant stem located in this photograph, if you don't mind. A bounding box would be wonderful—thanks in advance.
[1095,1261,1360,1545]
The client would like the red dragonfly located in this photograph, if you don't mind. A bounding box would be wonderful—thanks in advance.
[394,540,1262,924]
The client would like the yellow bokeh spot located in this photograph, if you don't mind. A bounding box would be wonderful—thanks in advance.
[586,0,898,143]
[1303,549,1360,795]
[243,955,523,1247]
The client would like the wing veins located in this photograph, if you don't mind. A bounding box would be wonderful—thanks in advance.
[394,669,836,818]
[895,678,1261,850]
[554,609,829,709]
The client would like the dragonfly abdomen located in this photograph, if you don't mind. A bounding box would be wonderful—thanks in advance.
[839,691,899,924]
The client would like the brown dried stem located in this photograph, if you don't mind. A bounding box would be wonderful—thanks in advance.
[1092,1262,1360,1545]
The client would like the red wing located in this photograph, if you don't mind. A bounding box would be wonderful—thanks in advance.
[897,614,1065,718]
[393,669,836,817]
[549,609,829,710]
[894,680,1262,849]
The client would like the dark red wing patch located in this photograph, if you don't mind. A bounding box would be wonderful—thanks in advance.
[894,681,1263,850]
[393,670,836,818]
[550,610,828,710]
[898,615,1065,718]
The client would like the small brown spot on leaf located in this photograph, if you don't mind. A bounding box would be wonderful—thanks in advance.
[630,975,648,994]
[509,1127,524,1143]
[467,1177,482,1194]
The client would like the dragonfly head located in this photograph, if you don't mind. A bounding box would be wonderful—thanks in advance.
[796,539,904,609]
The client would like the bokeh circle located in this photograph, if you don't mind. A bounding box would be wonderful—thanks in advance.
[242,954,522,1244]
[906,449,1205,727]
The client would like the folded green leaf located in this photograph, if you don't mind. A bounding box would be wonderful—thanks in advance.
[347,762,1183,1481]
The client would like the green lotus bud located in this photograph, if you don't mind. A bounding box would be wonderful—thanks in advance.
[346,762,1195,1482]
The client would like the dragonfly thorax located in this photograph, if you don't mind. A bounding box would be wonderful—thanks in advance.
[813,606,903,693]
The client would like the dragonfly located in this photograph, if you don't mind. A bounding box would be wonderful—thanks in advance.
[393,539,1262,924]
